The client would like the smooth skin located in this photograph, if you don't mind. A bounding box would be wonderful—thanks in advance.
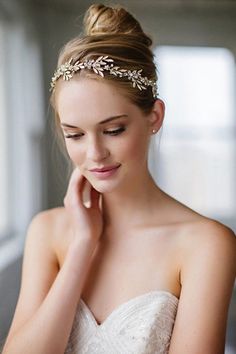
[3,78,236,354]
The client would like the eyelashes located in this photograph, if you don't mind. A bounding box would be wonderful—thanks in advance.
[64,127,126,140]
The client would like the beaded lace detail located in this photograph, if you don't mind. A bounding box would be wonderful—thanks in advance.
[65,290,179,354]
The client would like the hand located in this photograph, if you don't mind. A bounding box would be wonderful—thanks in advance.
[63,167,103,245]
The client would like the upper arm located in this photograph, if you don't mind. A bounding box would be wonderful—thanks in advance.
[169,221,236,354]
[6,210,59,341]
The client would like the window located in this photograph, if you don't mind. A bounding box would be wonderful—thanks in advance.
[0,22,9,239]
[152,46,235,221]
[0,16,45,269]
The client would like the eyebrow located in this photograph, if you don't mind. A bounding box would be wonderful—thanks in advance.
[61,114,128,128]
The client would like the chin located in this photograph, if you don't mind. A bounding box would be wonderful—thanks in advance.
[88,178,122,194]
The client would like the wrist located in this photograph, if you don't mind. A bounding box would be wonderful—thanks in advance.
[68,234,97,255]
[64,237,96,276]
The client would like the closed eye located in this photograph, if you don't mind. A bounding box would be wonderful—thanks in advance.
[64,133,83,139]
[104,127,126,135]
[64,127,126,140]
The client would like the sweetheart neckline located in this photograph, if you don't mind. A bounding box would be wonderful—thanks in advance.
[79,290,179,327]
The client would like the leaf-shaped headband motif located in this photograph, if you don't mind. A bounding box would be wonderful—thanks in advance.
[50,55,158,99]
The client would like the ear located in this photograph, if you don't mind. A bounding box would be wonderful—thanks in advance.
[147,99,165,134]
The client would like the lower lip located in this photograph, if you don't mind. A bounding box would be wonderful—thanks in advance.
[89,165,121,179]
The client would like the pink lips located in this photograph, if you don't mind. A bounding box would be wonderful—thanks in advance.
[89,164,120,172]
[89,164,121,179]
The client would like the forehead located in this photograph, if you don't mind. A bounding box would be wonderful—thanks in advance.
[56,78,136,124]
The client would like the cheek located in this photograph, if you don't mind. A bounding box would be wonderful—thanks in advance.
[122,131,149,161]
[65,143,84,165]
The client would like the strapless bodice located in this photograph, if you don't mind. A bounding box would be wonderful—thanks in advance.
[65,290,179,354]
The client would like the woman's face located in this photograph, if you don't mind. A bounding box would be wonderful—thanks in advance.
[56,78,160,193]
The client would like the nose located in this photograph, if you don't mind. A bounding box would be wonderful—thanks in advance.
[86,135,110,162]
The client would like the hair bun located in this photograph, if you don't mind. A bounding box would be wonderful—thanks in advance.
[83,4,152,47]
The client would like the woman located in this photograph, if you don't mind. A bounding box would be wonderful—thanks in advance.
[3,4,236,354]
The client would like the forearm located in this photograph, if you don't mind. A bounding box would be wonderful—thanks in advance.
[3,238,96,354]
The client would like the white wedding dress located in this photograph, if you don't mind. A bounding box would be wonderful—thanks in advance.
[65,290,179,354]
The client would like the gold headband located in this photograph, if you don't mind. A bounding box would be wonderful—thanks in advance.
[50,55,158,99]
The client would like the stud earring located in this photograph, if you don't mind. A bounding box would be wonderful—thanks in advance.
[152,129,156,134]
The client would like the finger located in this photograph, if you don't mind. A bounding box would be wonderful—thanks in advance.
[71,175,88,209]
[65,168,82,197]
[65,168,84,207]
[90,186,100,209]
[69,167,83,188]
[82,179,92,208]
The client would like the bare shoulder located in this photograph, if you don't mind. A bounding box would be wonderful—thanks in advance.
[4,207,68,342]
[162,191,236,284]
[29,207,69,263]
[178,217,236,265]
[22,206,70,275]
[168,216,236,353]
[32,206,68,228]
[28,207,67,244]
[160,189,236,256]
[177,216,236,306]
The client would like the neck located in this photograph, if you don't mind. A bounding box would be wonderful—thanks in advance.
[101,169,163,239]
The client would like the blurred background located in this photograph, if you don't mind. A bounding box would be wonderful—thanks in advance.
[0,0,235,352]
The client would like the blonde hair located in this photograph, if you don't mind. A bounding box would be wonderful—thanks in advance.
[50,4,158,173]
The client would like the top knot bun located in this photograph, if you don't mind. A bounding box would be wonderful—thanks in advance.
[52,3,158,115]
[83,4,152,47]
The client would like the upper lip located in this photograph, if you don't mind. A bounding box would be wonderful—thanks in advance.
[89,164,120,172]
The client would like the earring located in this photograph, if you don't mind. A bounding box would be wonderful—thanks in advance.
[152,129,156,134]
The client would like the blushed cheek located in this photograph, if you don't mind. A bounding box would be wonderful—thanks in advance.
[66,144,84,166]
[123,133,149,162]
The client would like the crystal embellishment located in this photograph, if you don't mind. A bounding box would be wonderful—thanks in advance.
[50,55,158,99]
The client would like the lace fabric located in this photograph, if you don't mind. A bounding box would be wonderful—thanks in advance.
[65,290,178,354]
